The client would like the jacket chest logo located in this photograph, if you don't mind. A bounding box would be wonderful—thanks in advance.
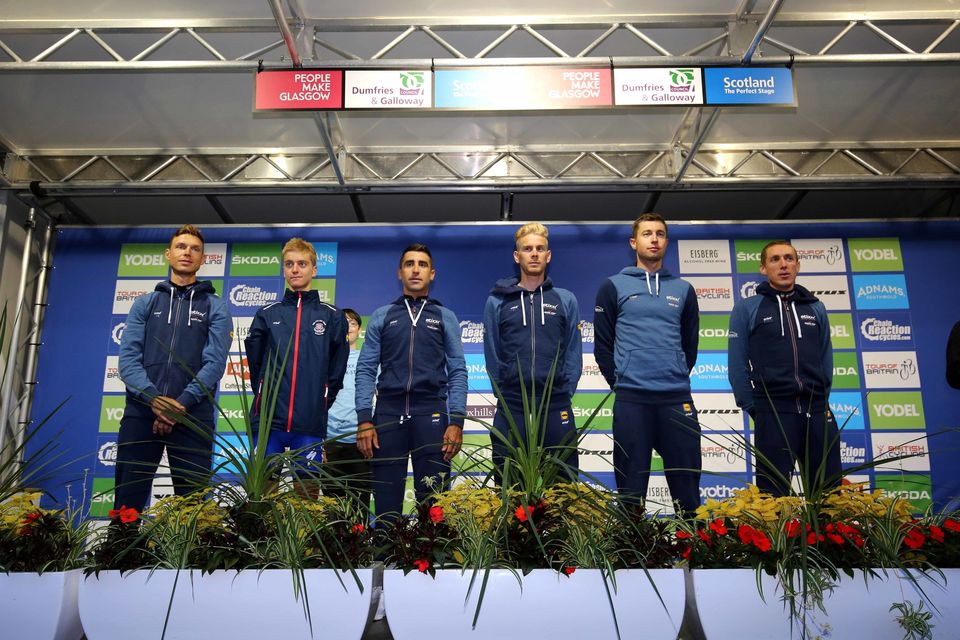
[313,319,327,335]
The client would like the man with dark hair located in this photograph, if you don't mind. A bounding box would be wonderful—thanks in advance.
[245,237,348,495]
[115,224,232,511]
[355,244,467,519]
[594,213,702,514]
[728,240,839,496]
[323,308,371,510]
[483,223,582,482]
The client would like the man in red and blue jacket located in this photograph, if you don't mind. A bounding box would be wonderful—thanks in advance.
[728,240,839,496]
[355,244,468,520]
[245,238,348,482]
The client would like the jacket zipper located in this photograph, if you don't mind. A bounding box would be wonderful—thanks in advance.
[405,304,417,416]
[286,291,303,432]
[161,293,183,397]
[783,297,803,413]
[529,291,536,403]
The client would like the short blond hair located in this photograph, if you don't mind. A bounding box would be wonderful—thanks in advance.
[282,237,317,266]
[515,223,549,249]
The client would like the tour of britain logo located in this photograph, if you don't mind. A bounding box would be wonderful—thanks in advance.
[852,274,910,310]
[577,353,609,391]
[112,280,157,315]
[789,239,846,273]
[861,351,921,389]
[103,356,124,393]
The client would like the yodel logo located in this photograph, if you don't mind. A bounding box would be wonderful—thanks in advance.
[460,321,484,343]
[831,324,851,338]
[229,285,278,307]
[852,248,898,262]
[124,254,165,267]
[872,403,920,417]
[103,407,124,421]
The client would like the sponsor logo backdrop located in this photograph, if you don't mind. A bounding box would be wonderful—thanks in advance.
[29,222,960,512]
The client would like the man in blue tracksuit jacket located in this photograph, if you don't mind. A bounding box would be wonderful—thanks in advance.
[483,223,582,482]
[116,225,232,511]
[355,243,468,520]
[245,238,348,483]
[728,240,839,497]
[594,213,701,514]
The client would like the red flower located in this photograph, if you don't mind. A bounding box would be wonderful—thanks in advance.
[515,505,536,522]
[697,529,712,544]
[929,525,945,543]
[827,533,844,545]
[709,519,728,536]
[118,506,139,524]
[413,559,430,573]
[807,531,824,545]
[784,520,801,538]
[429,506,444,524]
[903,528,926,550]
[22,512,41,525]
[108,508,121,520]
[681,546,691,560]
[675,530,692,540]
[943,519,960,533]
[351,523,365,534]
[562,567,576,576]
[738,524,772,552]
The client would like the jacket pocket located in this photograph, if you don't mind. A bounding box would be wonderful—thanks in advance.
[617,348,689,390]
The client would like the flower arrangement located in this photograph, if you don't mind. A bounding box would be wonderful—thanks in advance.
[0,491,88,573]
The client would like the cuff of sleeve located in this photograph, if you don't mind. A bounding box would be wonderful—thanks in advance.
[357,408,373,424]
[175,391,200,410]
[140,385,161,403]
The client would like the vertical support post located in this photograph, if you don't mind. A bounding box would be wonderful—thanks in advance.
[500,192,514,220]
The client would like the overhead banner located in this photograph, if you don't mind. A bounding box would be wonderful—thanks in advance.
[344,70,432,109]
[426,67,611,109]
[254,70,344,110]
[31,220,958,517]
[614,67,704,105]
[703,66,796,106]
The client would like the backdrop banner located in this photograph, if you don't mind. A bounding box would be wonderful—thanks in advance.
[29,220,960,515]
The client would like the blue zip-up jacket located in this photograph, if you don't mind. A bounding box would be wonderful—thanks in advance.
[483,277,581,408]
[728,281,832,414]
[327,349,360,442]
[245,289,348,437]
[119,280,232,423]
[355,296,468,426]
[594,267,699,404]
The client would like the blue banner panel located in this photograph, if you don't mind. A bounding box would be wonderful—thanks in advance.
[703,67,795,105]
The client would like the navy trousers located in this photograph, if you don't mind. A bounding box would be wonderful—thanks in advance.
[612,398,702,514]
[113,414,214,512]
[490,402,579,484]
[753,408,842,497]
[370,412,450,520]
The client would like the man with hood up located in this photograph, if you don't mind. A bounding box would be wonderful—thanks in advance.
[594,213,701,514]
[483,223,582,482]
[115,224,232,512]
[728,240,839,497]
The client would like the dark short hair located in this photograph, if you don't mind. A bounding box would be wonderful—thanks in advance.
[760,240,796,265]
[343,308,362,327]
[631,213,667,238]
[170,224,204,248]
[399,243,433,267]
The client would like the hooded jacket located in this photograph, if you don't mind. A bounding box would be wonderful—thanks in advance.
[728,281,832,414]
[118,280,232,424]
[483,277,581,408]
[355,296,467,426]
[593,266,699,404]
[245,288,348,437]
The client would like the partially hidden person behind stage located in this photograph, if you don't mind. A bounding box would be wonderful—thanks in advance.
[355,243,467,521]
[483,222,582,483]
[728,239,840,497]
[115,224,232,512]
[593,213,702,515]
[245,237,348,497]
[322,308,371,513]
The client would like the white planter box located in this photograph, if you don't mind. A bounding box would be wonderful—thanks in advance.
[79,568,373,640]
[0,569,83,640]
[692,567,960,640]
[384,568,685,640]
